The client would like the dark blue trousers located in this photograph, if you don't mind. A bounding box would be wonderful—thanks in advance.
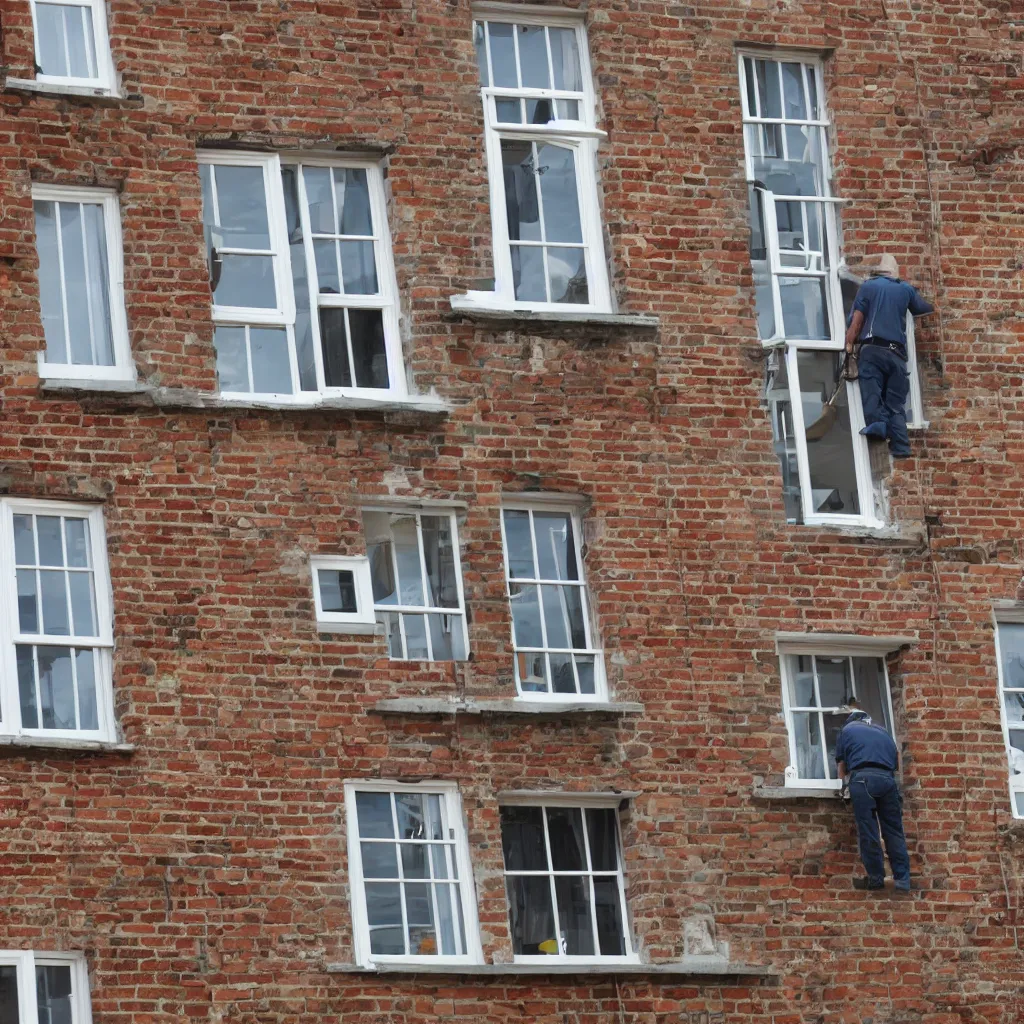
[858,344,911,456]
[849,768,911,888]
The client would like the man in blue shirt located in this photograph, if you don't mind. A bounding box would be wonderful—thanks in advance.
[834,706,911,891]
[845,254,935,459]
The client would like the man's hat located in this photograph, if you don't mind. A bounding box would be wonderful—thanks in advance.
[869,253,900,279]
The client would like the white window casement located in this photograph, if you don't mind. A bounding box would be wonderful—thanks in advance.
[777,635,899,790]
[198,152,406,404]
[499,795,635,963]
[500,502,604,701]
[993,617,1024,819]
[29,0,116,93]
[361,509,468,661]
[32,185,133,382]
[740,52,923,527]
[461,9,611,313]
[344,781,482,967]
[0,500,116,742]
[0,951,93,1024]
[309,555,376,633]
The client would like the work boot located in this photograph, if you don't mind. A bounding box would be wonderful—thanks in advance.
[852,877,885,891]
[860,421,888,439]
[893,879,911,892]
[890,449,913,459]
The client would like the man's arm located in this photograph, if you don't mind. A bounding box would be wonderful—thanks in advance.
[845,310,865,352]
[908,286,934,317]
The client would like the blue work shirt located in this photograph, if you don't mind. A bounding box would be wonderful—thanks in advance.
[851,275,934,348]
[834,717,899,772]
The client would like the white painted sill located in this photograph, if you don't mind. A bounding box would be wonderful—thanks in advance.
[316,621,384,637]
[326,958,771,977]
[0,735,134,754]
[449,295,659,330]
[372,697,644,716]
[39,378,450,415]
[5,77,121,99]
[751,785,842,801]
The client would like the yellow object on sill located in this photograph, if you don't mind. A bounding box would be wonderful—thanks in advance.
[418,936,437,955]
[538,939,559,955]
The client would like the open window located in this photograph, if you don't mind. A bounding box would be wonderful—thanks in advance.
[994,617,1024,818]
[309,556,376,633]
[777,635,899,790]
[0,951,92,1024]
[198,152,405,403]
[29,0,116,93]
[456,7,611,313]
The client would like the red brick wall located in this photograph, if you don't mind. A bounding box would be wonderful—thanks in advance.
[1,0,1023,1020]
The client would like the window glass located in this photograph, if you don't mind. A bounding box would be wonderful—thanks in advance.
[35,2,97,79]
[996,623,1024,817]
[0,965,19,1024]
[36,964,74,1024]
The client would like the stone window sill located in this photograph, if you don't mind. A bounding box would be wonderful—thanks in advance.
[0,735,134,754]
[326,958,771,978]
[372,697,644,716]
[40,379,449,415]
[316,621,384,637]
[5,77,140,105]
[448,298,659,333]
[751,785,842,801]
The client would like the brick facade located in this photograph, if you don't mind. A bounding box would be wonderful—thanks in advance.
[1,0,1024,1020]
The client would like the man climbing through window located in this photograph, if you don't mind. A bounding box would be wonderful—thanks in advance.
[835,704,911,892]
[845,254,935,459]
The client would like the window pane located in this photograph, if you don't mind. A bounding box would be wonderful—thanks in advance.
[348,308,389,390]
[546,807,586,871]
[517,651,548,693]
[391,516,425,606]
[17,570,39,634]
[402,613,429,658]
[791,711,825,779]
[68,572,98,636]
[64,518,90,568]
[401,844,429,879]
[1000,624,1024,687]
[395,793,424,839]
[781,62,807,119]
[554,875,594,956]
[37,645,76,729]
[313,239,340,294]
[526,98,553,125]
[541,585,579,650]
[302,166,334,233]
[214,326,248,392]
[816,657,851,708]
[502,141,542,243]
[487,23,517,88]
[586,808,619,871]
[249,327,292,394]
[548,247,588,305]
[500,805,548,871]
[36,3,69,76]
[0,965,20,1024]
[340,241,378,295]
[533,512,576,581]
[549,652,576,693]
[550,27,582,91]
[593,877,626,955]
[40,570,70,635]
[502,510,535,579]
[318,308,353,388]
[356,791,395,839]
[14,514,35,564]
[537,145,582,244]
[57,202,95,365]
[211,165,271,249]
[511,245,547,303]
[575,654,596,694]
[405,882,437,954]
[380,611,402,657]
[788,655,817,707]
[34,200,69,363]
[76,648,98,731]
[755,59,782,119]
[778,276,828,341]
[361,841,399,879]
[435,883,458,956]
[37,516,64,566]
[214,254,277,309]
[554,98,579,120]
[427,613,463,662]
[473,22,488,86]
[824,714,844,779]
[798,350,860,517]
[765,351,801,522]
[318,569,358,614]
[509,583,543,648]
[854,657,890,730]
[17,646,38,728]
[83,203,114,365]
[36,963,74,1024]
[506,875,556,955]
[364,512,396,603]
[64,3,96,78]
[281,166,319,392]
[421,516,458,608]
[496,97,523,123]
[517,24,549,88]
[336,168,374,236]
[365,882,404,954]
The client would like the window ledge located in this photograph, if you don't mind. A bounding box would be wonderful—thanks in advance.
[751,785,842,801]
[39,379,450,415]
[325,958,771,978]
[372,697,644,716]
[316,621,385,637]
[0,735,134,754]
[4,77,137,104]
[448,298,659,332]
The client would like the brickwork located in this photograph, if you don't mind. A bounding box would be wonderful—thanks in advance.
[1,0,1023,1021]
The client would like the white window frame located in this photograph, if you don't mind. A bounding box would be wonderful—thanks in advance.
[0,499,116,742]
[739,49,914,529]
[0,950,93,1024]
[993,614,1024,819]
[309,555,375,632]
[463,6,612,313]
[777,635,899,791]
[343,780,483,968]
[499,793,637,965]
[500,500,605,702]
[31,184,134,383]
[362,506,470,662]
[197,151,406,404]
[29,0,116,93]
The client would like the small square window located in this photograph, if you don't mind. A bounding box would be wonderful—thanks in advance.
[310,556,375,632]
[30,0,117,92]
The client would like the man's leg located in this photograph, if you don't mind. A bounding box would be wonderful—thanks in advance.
[875,777,911,889]
[849,774,886,887]
[883,355,912,457]
[857,347,888,438]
